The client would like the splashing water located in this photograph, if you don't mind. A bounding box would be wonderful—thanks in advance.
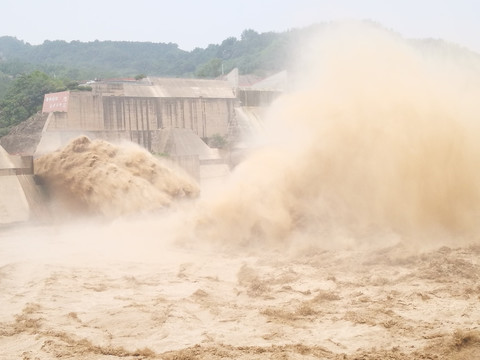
[195,22,480,248]
[34,136,199,219]
[28,23,480,250]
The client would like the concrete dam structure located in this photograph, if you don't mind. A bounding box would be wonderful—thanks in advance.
[38,79,236,155]
[0,70,285,225]
[0,145,47,224]
[37,72,284,157]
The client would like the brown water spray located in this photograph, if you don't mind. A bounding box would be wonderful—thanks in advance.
[196,22,480,247]
[34,136,199,219]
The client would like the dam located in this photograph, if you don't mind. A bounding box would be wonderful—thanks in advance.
[36,69,285,155]
[0,69,286,224]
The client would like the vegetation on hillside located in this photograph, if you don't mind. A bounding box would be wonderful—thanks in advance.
[0,26,303,136]
[0,28,300,83]
[1,22,480,138]
[0,71,83,136]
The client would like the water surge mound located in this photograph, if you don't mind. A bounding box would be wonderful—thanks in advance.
[34,136,199,218]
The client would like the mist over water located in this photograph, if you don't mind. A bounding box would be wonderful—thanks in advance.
[7,22,480,252]
[195,22,480,248]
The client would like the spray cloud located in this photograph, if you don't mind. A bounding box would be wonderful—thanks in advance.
[195,22,480,248]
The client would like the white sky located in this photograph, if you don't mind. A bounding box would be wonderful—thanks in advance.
[1,0,479,53]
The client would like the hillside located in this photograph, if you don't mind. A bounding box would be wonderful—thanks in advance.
[1,21,480,141]
[0,111,48,154]
[2,22,480,91]
[0,27,298,81]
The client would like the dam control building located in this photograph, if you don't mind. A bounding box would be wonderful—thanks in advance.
[37,70,285,156]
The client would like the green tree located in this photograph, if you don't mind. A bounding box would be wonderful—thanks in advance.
[209,133,228,148]
[0,70,64,135]
[195,58,223,78]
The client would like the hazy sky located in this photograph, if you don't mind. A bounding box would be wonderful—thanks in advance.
[1,0,479,53]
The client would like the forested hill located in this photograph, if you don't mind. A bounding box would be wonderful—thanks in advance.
[0,26,311,136]
[1,22,480,138]
[3,21,480,82]
[3,21,479,91]
[0,27,304,81]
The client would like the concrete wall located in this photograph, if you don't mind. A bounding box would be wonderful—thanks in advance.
[47,93,104,130]
[45,93,236,151]
[0,175,30,224]
[153,97,235,138]
[237,89,282,107]
[100,96,235,138]
[0,146,48,224]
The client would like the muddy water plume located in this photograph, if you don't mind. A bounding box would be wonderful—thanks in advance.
[34,136,199,218]
[195,22,480,248]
